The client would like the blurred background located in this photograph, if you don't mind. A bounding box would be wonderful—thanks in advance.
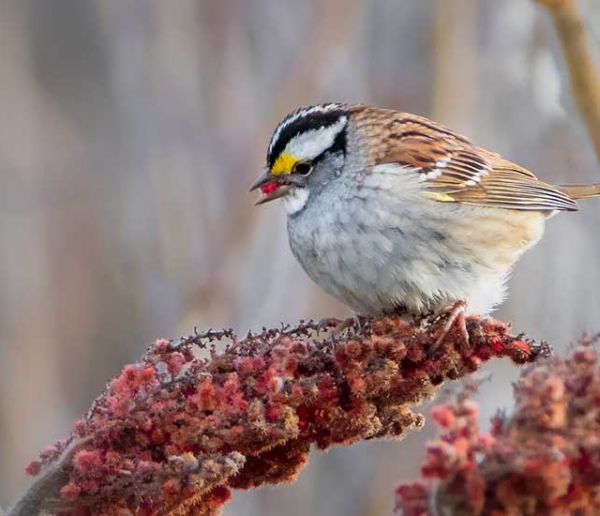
[1,0,600,513]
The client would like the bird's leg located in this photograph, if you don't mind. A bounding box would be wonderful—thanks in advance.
[315,317,344,334]
[429,300,469,354]
[351,313,370,332]
[323,314,370,336]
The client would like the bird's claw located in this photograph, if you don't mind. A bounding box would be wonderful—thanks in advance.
[429,300,469,355]
[316,317,344,335]
[318,314,370,336]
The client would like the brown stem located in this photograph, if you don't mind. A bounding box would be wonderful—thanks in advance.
[538,0,600,162]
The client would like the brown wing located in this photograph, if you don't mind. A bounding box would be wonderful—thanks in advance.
[356,109,578,212]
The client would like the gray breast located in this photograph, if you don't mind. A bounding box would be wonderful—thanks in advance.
[286,187,410,312]
[285,182,480,314]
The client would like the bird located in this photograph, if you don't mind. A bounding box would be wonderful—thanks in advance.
[250,103,600,319]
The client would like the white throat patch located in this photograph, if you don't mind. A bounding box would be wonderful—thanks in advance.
[282,188,309,215]
[283,116,347,162]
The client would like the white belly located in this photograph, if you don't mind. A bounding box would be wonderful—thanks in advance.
[287,188,545,315]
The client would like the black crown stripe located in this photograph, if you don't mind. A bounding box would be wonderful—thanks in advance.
[267,107,348,167]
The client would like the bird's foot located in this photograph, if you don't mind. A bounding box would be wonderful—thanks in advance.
[321,314,370,336]
[429,300,469,355]
[315,317,344,335]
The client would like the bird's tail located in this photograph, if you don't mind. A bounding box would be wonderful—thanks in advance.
[558,184,600,200]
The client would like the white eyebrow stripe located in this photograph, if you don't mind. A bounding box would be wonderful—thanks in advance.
[268,103,344,157]
[283,116,347,161]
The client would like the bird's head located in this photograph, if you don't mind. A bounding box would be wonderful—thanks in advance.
[251,104,351,215]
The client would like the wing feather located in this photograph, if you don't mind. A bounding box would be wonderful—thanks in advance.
[356,109,578,212]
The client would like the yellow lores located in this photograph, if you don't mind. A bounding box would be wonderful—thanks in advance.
[271,153,297,176]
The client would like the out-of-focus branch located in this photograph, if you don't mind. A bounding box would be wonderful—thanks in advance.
[432,0,478,134]
[10,314,546,516]
[395,335,600,516]
[537,0,600,162]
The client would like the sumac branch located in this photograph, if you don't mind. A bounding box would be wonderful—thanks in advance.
[12,314,546,516]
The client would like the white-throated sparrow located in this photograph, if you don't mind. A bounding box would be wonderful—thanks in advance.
[251,104,600,316]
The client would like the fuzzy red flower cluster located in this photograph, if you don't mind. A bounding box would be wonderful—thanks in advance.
[395,336,600,516]
[22,313,543,515]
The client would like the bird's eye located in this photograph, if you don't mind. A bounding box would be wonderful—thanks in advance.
[293,162,312,176]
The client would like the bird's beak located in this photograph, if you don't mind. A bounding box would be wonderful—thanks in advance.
[250,168,290,205]
[249,168,273,192]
